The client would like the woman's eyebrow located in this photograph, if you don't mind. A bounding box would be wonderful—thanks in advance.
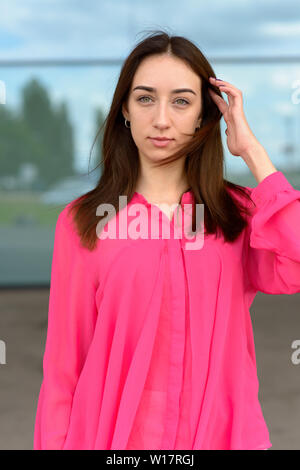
[132,85,197,95]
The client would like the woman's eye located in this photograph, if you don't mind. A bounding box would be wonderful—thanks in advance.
[137,96,189,106]
[175,98,189,106]
[138,96,152,103]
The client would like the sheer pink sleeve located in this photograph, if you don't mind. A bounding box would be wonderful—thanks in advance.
[33,208,98,449]
[244,171,300,295]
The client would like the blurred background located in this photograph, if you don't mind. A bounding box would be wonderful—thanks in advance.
[0,0,299,450]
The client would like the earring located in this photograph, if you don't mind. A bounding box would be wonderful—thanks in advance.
[124,118,131,128]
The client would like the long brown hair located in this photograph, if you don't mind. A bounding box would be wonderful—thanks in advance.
[68,29,255,251]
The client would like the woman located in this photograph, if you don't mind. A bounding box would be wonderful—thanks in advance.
[33,30,300,450]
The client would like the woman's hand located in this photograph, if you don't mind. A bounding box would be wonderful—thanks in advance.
[208,77,260,158]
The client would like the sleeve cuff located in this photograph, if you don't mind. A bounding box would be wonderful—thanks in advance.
[250,171,295,206]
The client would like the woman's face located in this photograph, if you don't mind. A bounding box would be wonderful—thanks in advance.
[122,53,202,163]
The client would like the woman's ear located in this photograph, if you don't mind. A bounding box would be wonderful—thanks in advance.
[122,102,129,121]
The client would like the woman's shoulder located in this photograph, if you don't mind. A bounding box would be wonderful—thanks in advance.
[53,197,99,283]
[55,197,85,247]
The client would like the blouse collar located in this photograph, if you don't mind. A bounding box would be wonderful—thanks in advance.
[131,188,194,207]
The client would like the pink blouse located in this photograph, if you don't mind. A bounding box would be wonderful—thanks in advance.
[33,171,300,450]
[126,244,193,450]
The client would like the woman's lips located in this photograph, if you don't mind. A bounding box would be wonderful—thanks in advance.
[149,138,173,147]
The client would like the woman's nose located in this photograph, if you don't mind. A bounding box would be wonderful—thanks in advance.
[152,103,171,127]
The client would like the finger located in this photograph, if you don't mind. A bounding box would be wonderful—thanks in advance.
[209,77,241,93]
[217,85,240,97]
[217,86,241,107]
[210,78,242,100]
[208,88,228,114]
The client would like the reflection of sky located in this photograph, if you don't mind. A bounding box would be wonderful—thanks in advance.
[0,0,300,175]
